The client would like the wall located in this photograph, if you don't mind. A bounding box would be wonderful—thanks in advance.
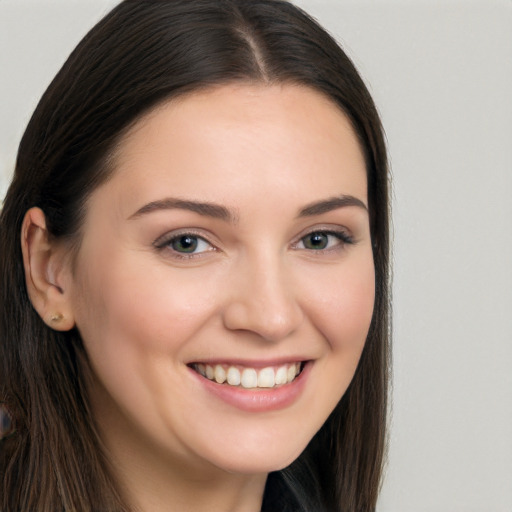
[1,1,511,510]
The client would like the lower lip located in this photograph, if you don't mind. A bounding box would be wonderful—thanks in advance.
[189,362,311,412]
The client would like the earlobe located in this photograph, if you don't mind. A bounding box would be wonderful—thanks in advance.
[21,207,75,331]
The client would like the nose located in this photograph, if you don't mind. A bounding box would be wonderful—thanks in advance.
[222,254,304,342]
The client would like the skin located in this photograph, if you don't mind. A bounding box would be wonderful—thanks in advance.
[22,83,375,512]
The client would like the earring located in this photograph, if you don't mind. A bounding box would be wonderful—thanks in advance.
[50,313,64,324]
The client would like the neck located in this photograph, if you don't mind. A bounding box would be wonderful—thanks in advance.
[116,454,266,512]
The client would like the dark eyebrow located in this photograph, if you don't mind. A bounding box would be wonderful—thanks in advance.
[129,198,238,223]
[298,195,368,217]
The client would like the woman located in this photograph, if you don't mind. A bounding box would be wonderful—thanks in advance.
[0,1,390,511]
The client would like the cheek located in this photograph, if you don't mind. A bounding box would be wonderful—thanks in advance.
[300,254,375,408]
[72,258,224,439]
[304,256,376,352]
[75,256,219,356]
[267,253,375,455]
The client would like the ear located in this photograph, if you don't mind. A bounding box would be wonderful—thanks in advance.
[21,207,76,331]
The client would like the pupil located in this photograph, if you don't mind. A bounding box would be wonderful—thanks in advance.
[307,233,328,249]
[173,236,198,253]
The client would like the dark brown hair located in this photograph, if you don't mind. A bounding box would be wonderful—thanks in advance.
[0,1,390,510]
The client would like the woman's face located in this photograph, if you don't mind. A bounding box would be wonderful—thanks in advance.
[68,83,375,476]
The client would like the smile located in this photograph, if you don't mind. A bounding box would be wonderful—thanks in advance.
[191,362,303,389]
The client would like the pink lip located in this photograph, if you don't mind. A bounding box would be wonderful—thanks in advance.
[188,361,312,412]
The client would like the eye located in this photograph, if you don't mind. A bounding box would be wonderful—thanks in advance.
[170,234,210,254]
[154,232,215,258]
[296,230,353,251]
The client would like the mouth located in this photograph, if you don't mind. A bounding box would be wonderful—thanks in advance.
[189,361,305,389]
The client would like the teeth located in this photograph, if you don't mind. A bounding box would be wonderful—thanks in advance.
[275,365,287,385]
[197,363,206,377]
[214,365,226,384]
[241,368,258,388]
[287,365,296,383]
[258,367,275,388]
[195,362,303,389]
[227,366,241,386]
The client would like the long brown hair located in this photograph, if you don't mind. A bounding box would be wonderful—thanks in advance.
[0,1,390,510]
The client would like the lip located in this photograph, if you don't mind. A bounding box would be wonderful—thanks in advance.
[188,360,312,412]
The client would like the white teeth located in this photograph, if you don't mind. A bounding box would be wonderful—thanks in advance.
[275,365,287,385]
[214,365,226,384]
[287,364,297,383]
[197,362,303,389]
[241,368,258,388]
[227,366,241,386]
[258,367,275,388]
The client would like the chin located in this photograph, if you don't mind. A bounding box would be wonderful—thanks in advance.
[196,431,312,476]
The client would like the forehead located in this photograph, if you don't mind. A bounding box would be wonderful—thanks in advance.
[94,83,368,219]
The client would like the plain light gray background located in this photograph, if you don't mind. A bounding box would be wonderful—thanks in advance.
[1,1,511,511]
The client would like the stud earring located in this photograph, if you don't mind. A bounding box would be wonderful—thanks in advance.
[50,313,64,324]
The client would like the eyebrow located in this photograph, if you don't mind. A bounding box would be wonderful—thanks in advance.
[129,194,367,222]
[129,198,238,223]
[298,195,368,217]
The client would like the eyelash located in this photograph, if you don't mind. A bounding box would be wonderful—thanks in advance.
[292,229,354,252]
[154,228,354,260]
[153,230,216,260]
